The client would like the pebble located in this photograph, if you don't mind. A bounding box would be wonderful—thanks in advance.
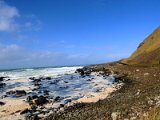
[144,73,149,76]
[0,101,5,105]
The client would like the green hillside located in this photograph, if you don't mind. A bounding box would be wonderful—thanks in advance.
[122,26,160,65]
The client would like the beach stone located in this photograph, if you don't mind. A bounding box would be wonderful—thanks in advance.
[76,67,92,76]
[0,77,5,81]
[31,105,37,111]
[0,83,6,88]
[20,108,31,114]
[32,95,38,99]
[25,114,39,120]
[43,90,49,96]
[6,90,27,97]
[29,77,35,80]
[59,86,69,89]
[60,104,64,107]
[64,99,72,104]
[34,96,48,106]
[111,112,120,120]
[76,69,85,75]
[33,79,41,82]
[87,79,91,81]
[50,80,60,84]
[144,73,149,76]
[46,77,52,80]
[15,90,27,97]
[34,82,41,86]
[54,96,61,102]
[27,96,32,101]
[0,101,5,105]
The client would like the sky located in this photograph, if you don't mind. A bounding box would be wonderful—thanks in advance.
[0,0,160,69]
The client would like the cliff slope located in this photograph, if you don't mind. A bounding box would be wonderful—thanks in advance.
[122,26,160,65]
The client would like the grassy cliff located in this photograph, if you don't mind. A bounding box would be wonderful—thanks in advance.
[122,26,160,65]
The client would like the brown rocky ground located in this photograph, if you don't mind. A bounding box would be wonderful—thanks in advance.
[46,62,160,120]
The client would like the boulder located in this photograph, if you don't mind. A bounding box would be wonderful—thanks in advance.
[0,101,5,105]
[25,114,39,120]
[76,69,85,75]
[34,96,48,106]
[43,90,49,96]
[54,96,61,102]
[20,108,31,114]
[0,83,6,88]
[6,90,27,97]
[46,77,52,80]
[0,77,5,81]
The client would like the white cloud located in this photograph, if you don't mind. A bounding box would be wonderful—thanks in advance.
[0,0,19,32]
[0,0,41,33]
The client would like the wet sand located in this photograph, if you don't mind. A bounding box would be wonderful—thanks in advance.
[76,86,118,103]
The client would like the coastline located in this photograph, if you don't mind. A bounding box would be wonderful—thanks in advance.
[46,62,160,120]
[0,66,121,120]
[1,62,160,120]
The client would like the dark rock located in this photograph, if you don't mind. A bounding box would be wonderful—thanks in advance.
[87,79,91,81]
[27,96,32,102]
[70,76,74,79]
[29,77,35,80]
[33,79,41,82]
[59,86,69,89]
[1,95,8,99]
[0,101,5,105]
[32,95,38,99]
[20,108,31,114]
[31,105,37,111]
[6,90,26,97]
[50,79,60,84]
[34,96,48,106]
[76,69,85,75]
[0,83,6,88]
[94,88,101,92]
[44,90,49,96]
[114,73,130,83]
[25,114,39,120]
[46,77,52,80]
[15,110,21,113]
[34,82,41,86]
[54,96,61,102]
[0,77,6,81]
[60,104,64,107]
[15,90,27,97]
[64,99,72,104]
[7,79,10,81]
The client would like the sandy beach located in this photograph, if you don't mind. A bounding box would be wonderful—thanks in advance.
[0,98,29,120]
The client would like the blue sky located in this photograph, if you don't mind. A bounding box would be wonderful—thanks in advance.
[0,0,160,69]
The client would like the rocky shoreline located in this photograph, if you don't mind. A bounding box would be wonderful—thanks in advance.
[45,62,160,120]
[1,62,160,120]
[0,66,121,120]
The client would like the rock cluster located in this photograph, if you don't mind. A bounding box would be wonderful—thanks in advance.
[6,90,27,97]
[0,76,6,88]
